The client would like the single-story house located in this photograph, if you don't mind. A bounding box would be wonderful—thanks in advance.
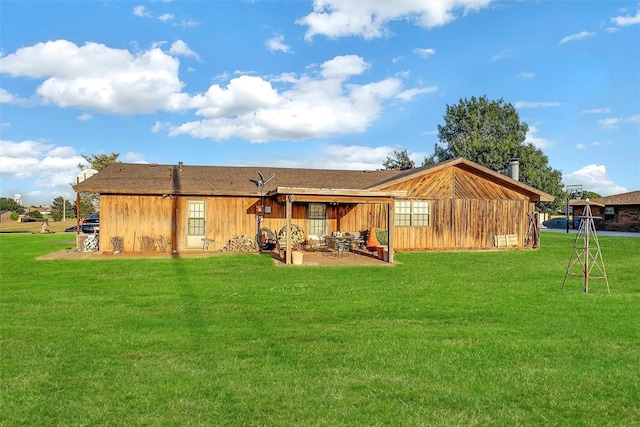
[571,190,640,232]
[0,210,13,222]
[73,157,554,263]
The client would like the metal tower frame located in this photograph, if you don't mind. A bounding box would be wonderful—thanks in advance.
[562,202,610,294]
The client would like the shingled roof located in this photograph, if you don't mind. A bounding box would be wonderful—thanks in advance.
[72,158,555,201]
[73,162,405,196]
[589,190,640,206]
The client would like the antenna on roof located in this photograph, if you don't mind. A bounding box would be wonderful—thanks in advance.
[249,171,275,193]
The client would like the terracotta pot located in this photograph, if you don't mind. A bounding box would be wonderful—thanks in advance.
[366,228,379,250]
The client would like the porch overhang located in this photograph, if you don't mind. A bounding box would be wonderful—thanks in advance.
[266,187,406,265]
[267,187,407,204]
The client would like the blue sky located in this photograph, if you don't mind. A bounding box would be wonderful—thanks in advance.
[1,0,639,206]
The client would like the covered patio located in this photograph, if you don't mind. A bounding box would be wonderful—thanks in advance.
[267,186,406,265]
[269,248,394,267]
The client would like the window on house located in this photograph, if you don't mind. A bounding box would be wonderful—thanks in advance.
[188,201,205,235]
[308,203,326,235]
[604,206,615,221]
[395,201,431,227]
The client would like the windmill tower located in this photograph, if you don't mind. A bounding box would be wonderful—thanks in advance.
[562,201,610,294]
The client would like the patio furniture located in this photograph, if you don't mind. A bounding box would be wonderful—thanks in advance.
[327,234,356,258]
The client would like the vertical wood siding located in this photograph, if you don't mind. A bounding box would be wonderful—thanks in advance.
[98,164,536,253]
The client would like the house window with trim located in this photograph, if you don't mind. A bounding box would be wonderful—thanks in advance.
[188,201,205,235]
[395,201,431,227]
[604,206,615,221]
[308,203,326,235]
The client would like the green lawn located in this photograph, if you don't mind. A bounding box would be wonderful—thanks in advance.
[1,232,639,426]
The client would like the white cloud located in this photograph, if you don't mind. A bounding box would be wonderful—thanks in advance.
[0,88,28,105]
[321,54,369,78]
[169,39,200,60]
[581,107,611,114]
[491,49,513,61]
[413,48,435,59]
[1,122,10,129]
[396,86,438,101]
[0,40,184,114]
[524,125,550,149]
[169,55,432,142]
[598,117,621,127]
[298,0,494,40]
[174,19,199,29]
[158,13,174,22]
[265,35,292,53]
[151,121,169,133]
[0,139,96,203]
[133,5,151,18]
[564,164,628,196]
[598,114,640,128]
[0,139,86,181]
[257,144,427,171]
[515,101,562,109]
[576,143,586,150]
[517,71,535,79]
[77,113,92,121]
[121,152,148,163]
[0,88,17,103]
[1,42,432,144]
[559,31,596,44]
[611,10,640,26]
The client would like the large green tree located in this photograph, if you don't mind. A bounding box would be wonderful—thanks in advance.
[0,197,24,214]
[425,96,564,212]
[50,196,74,222]
[80,152,120,171]
[383,149,415,170]
[73,196,96,219]
[77,152,120,212]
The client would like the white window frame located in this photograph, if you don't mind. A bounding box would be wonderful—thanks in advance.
[394,200,430,227]
[308,203,327,235]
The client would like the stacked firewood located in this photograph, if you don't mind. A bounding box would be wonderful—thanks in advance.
[110,236,124,254]
[138,235,157,252]
[221,235,258,252]
[277,224,305,249]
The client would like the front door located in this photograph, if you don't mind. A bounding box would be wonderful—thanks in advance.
[186,200,205,248]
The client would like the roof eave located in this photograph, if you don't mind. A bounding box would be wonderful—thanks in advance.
[267,186,407,198]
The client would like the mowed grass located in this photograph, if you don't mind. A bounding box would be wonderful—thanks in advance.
[1,232,639,425]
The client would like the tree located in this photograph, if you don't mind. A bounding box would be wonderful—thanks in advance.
[425,96,564,212]
[0,197,24,213]
[583,191,601,200]
[383,150,415,170]
[80,152,120,171]
[50,196,74,222]
[77,152,120,211]
[73,195,96,219]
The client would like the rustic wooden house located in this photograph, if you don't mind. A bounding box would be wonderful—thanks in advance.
[571,190,640,232]
[73,157,553,262]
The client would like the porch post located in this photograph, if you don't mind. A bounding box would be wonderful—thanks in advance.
[387,201,394,263]
[285,195,293,265]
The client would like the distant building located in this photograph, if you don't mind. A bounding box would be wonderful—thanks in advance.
[572,190,640,233]
[0,210,12,222]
